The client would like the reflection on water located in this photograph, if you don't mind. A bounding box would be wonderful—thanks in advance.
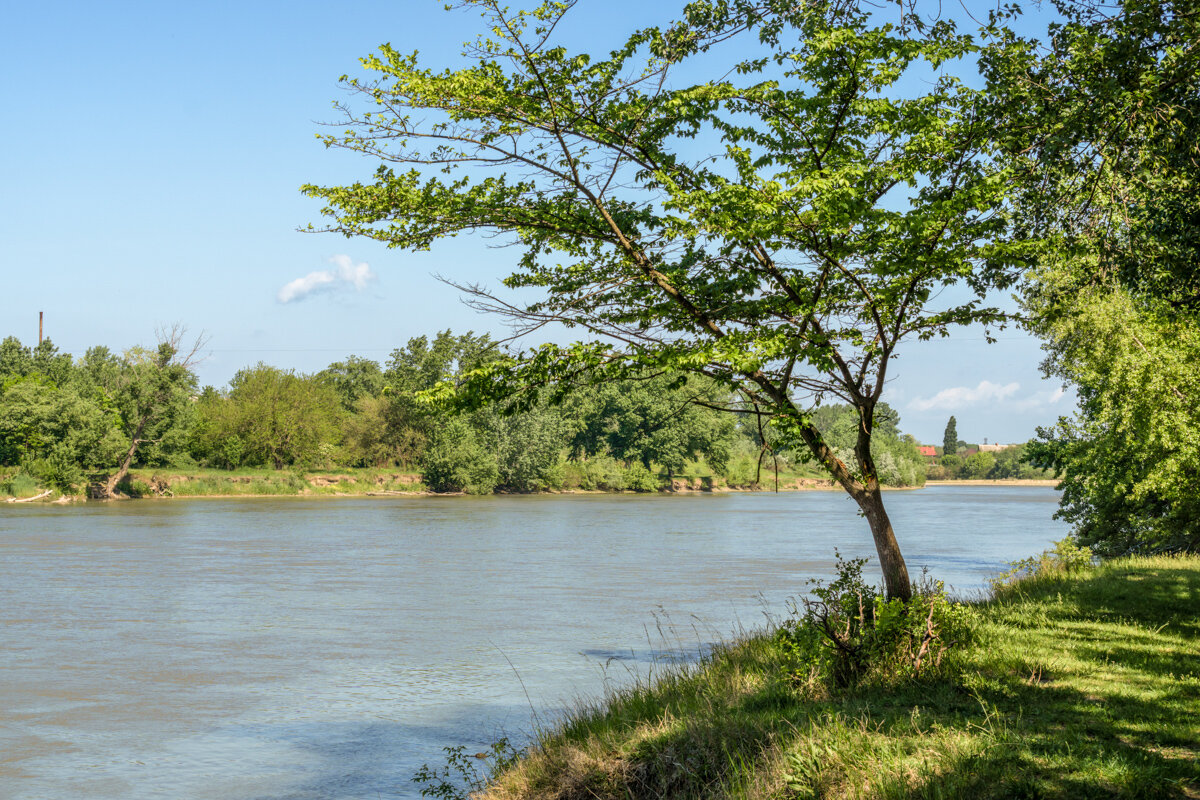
[0,488,1065,799]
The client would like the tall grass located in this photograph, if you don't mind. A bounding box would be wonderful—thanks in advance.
[1,471,43,498]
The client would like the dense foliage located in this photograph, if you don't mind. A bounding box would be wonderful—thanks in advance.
[0,331,933,497]
[1027,293,1200,555]
[776,554,977,690]
[942,417,958,458]
[989,0,1200,554]
[928,442,1050,482]
[0,335,196,494]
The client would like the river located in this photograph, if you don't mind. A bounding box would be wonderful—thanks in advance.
[0,487,1065,799]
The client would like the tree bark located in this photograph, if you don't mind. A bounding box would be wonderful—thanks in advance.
[849,484,912,602]
[851,404,913,602]
[785,409,913,602]
[101,420,146,499]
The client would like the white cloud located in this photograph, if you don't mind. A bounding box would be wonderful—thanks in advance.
[277,254,377,303]
[907,380,1021,412]
[1013,384,1072,411]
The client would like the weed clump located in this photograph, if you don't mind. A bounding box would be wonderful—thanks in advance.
[775,553,978,691]
[414,738,522,799]
[990,536,1094,594]
[1,471,42,498]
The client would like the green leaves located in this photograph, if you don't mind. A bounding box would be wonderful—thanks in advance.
[992,0,1200,312]
[1031,289,1200,555]
[305,0,1037,598]
[995,1,1200,555]
[199,364,344,470]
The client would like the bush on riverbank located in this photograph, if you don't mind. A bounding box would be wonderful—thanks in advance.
[454,551,1199,800]
[1,470,43,499]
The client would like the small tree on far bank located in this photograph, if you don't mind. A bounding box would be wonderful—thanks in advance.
[942,417,959,458]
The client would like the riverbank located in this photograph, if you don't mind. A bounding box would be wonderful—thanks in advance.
[4,468,1051,503]
[468,553,1199,800]
[925,478,1059,487]
[7,462,1060,501]
[0,468,840,501]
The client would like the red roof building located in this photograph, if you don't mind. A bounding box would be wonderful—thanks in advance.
[918,446,938,457]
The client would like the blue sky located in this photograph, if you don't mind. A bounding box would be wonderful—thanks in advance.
[1,0,1071,446]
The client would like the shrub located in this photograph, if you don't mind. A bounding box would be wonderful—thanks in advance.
[1,471,41,498]
[776,553,977,690]
[562,454,634,491]
[623,461,660,492]
[939,453,962,478]
[218,435,245,470]
[413,738,522,800]
[991,536,1094,592]
[115,477,152,498]
[24,443,84,493]
[421,417,499,494]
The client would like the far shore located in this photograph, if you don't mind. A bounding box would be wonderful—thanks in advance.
[5,475,1058,504]
[925,478,1059,487]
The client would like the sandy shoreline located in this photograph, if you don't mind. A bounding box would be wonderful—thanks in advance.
[6,478,1059,504]
[924,479,1059,487]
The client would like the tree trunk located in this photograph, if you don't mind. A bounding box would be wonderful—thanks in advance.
[849,401,912,602]
[101,420,146,499]
[788,408,913,602]
[849,484,912,602]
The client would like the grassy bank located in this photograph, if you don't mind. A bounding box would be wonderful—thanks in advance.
[469,554,1199,800]
[110,467,428,497]
[115,466,832,499]
[3,462,849,501]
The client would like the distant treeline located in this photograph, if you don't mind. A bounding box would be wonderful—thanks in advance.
[927,447,1050,482]
[0,331,947,496]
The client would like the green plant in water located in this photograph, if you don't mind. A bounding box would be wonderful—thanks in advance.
[412,737,522,800]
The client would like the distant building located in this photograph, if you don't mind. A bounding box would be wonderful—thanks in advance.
[978,443,1016,452]
[918,445,938,458]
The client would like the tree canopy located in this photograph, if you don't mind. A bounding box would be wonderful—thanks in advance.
[304,0,1028,598]
[942,416,957,457]
[989,0,1200,555]
[986,0,1200,315]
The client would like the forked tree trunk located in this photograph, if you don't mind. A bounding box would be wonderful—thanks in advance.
[789,409,913,602]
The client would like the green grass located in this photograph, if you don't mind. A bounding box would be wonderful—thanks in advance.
[127,460,831,498]
[122,467,426,497]
[9,458,848,500]
[0,471,45,499]
[476,555,1200,799]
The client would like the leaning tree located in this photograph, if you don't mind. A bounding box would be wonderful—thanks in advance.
[303,0,1025,600]
[98,326,203,499]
